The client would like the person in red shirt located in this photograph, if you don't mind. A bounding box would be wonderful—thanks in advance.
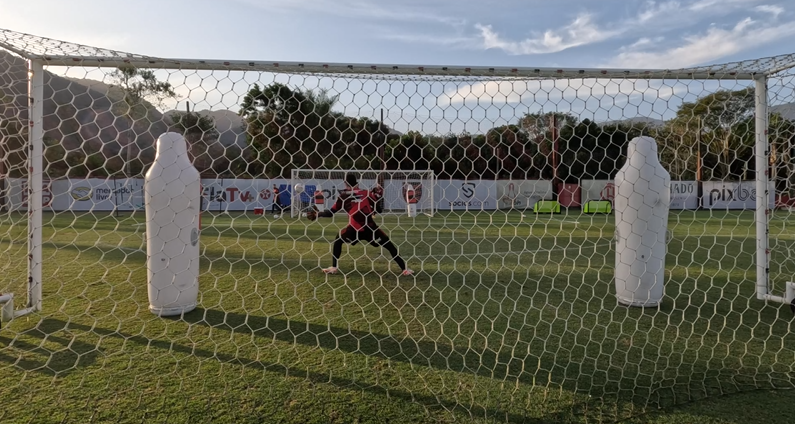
[317,173,413,276]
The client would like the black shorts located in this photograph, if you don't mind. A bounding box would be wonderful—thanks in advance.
[339,225,390,247]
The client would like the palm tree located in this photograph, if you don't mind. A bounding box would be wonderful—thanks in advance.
[300,87,341,117]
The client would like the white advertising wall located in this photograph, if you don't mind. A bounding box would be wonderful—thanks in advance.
[52,178,144,211]
[436,180,497,211]
[7,178,143,212]
[581,179,699,210]
[581,180,617,204]
[496,180,554,209]
[382,179,434,212]
[2,177,777,212]
[6,178,53,211]
[668,181,699,210]
[702,181,775,209]
[200,178,290,212]
[269,177,435,212]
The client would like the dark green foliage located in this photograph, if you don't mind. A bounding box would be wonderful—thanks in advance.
[239,83,794,182]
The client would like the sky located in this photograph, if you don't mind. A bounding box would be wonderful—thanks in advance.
[1,0,794,134]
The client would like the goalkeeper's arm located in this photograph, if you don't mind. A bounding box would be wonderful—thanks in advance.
[318,196,343,218]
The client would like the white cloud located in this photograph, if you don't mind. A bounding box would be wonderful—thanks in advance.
[232,0,467,27]
[604,16,795,69]
[375,32,479,47]
[470,0,773,56]
[756,4,785,18]
[637,1,686,24]
[436,78,683,108]
[475,14,620,55]
[621,36,666,51]
[688,0,764,12]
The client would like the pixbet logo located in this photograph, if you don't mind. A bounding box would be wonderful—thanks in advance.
[709,185,755,204]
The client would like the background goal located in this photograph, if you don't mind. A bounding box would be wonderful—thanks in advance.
[290,168,436,217]
[2,27,795,423]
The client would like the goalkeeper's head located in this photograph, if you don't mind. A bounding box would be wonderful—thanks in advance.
[345,173,358,189]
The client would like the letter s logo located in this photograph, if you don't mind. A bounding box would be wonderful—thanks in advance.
[462,183,476,199]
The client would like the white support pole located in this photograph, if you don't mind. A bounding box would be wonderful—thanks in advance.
[755,76,771,301]
[430,173,436,217]
[25,59,44,314]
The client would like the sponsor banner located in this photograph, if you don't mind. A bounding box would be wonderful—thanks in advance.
[16,178,772,212]
[437,180,497,211]
[53,178,144,211]
[6,178,291,212]
[8,178,142,212]
[280,178,379,210]
[496,180,553,209]
[582,179,699,210]
[668,181,698,210]
[702,181,775,209]
[581,180,615,203]
[200,178,290,212]
[6,178,55,211]
[383,179,433,212]
[290,178,434,212]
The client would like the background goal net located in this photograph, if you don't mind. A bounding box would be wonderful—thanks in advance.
[290,169,435,217]
[2,27,795,423]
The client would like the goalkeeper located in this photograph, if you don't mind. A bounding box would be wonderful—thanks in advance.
[312,173,413,276]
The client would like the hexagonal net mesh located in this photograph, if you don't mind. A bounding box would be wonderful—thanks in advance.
[2,27,795,423]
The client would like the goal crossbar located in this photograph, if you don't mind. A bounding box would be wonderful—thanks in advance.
[16,54,779,80]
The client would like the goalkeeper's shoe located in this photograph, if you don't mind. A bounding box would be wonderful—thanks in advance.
[401,269,414,276]
[322,266,339,274]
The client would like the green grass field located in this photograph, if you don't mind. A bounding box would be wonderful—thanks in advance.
[2,209,795,423]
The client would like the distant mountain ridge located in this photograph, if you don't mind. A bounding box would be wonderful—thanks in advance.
[5,52,795,172]
[0,51,169,165]
[161,109,247,147]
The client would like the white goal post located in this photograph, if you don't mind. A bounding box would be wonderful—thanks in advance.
[289,169,436,218]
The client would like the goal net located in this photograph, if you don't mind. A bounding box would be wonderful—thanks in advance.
[2,27,795,423]
[290,169,435,217]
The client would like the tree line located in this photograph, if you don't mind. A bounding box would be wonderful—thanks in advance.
[2,69,795,192]
[229,82,795,189]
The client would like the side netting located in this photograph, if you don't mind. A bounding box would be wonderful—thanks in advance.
[3,27,795,423]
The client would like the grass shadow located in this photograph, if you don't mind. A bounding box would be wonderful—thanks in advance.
[174,306,770,410]
[0,320,102,377]
[32,317,592,424]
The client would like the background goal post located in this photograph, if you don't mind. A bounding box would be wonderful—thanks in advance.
[289,169,435,218]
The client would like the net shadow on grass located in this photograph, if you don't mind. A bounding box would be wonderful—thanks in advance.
[2,306,780,421]
[3,212,795,420]
[176,307,795,409]
[0,326,102,377]
[6,317,590,424]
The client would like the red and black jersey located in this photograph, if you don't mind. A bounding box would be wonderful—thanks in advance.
[329,187,382,230]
